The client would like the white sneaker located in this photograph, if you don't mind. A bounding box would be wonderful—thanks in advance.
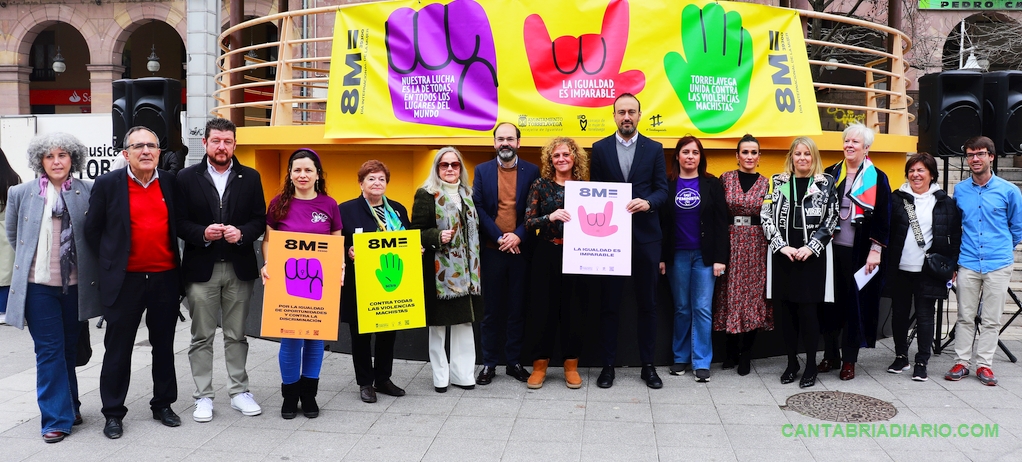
[230,392,262,416]
[193,397,213,422]
[0,313,6,324]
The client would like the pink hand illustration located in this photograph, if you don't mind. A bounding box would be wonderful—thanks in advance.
[385,0,498,130]
[578,202,618,237]
[524,0,645,107]
[284,257,324,300]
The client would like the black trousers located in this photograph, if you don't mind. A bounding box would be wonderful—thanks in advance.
[599,240,660,366]
[889,270,937,365]
[779,301,820,372]
[347,321,396,386]
[479,247,527,367]
[100,270,179,418]
[823,245,861,363]
[527,240,582,360]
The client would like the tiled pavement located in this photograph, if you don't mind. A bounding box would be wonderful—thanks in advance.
[3,308,1022,461]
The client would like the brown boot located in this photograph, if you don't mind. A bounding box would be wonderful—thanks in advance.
[563,358,582,389]
[527,359,548,389]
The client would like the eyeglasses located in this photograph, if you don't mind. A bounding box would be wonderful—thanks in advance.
[966,151,990,159]
[127,142,159,151]
[495,137,517,143]
[438,161,461,170]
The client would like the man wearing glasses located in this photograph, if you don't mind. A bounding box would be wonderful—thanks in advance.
[176,118,266,422]
[85,126,183,438]
[472,122,539,385]
[946,136,1022,386]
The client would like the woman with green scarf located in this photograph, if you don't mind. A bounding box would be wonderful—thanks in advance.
[411,147,483,393]
[339,160,412,403]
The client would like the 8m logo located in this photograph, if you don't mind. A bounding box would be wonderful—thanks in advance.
[768,30,795,113]
[284,239,329,252]
[368,237,409,249]
[579,188,618,198]
[339,29,364,115]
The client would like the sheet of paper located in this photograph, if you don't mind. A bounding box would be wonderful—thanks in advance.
[853,265,877,289]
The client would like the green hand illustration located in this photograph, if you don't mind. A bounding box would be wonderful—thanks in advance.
[375,253,404,292]
[664,3,753,134]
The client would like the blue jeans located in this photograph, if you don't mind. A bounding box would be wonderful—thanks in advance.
[279,339,324,384]
[0,285,10,314]
[668,250,715,370]
[24,284,80,435]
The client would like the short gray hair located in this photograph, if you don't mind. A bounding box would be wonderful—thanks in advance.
[843,122,875,150]
[27,132,87,176]
[422,146,471,196]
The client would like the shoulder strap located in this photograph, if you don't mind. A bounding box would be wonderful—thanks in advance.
[903,198,925,248]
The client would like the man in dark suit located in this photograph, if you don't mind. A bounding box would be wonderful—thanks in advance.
[176,118,266,422]
[472,122,540,385]
[590,93,669,389]
[85,126,182,439]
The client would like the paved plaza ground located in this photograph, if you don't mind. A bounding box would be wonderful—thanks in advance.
[2,302,1022,461]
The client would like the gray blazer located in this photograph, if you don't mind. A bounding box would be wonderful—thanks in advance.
[5,178,100,329]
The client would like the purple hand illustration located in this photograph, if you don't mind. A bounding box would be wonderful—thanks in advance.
[578,202,618,237]
[284,257,324,300]
[385,0,498,130]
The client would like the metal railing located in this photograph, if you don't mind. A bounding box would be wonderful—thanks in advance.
[214,5,914,135]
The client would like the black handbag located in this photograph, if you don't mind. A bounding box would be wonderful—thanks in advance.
[904,198,955,281]
[923,253,956,281]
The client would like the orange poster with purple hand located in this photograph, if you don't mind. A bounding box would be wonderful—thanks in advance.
[260,230,345,341]
[562,181,632,276]
[325,0,819,139]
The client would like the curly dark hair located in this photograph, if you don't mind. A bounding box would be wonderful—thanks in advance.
[269,149,327,222]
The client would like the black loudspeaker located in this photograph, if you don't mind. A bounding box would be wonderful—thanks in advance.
[110,77,182,151]
[111,80,132,149]
[983,71,1022,156]
[917,71,983,157]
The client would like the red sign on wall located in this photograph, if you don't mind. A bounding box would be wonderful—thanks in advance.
[31,89,92,106]
[31,88,188,106]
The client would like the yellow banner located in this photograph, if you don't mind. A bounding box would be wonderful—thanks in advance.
[325,0,819,139]
[261,230,345,341]
[353,230,427,334]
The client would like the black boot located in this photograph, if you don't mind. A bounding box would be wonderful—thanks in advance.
[722,334,740,369]
[737,331,757,376]
[299,376,320,418]
[281,381,300,419]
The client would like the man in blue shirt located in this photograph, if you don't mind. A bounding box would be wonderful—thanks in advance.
[946,136,1022,386]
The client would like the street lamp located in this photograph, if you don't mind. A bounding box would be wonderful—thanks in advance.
[51,46,66,74]
[146,44,160,73]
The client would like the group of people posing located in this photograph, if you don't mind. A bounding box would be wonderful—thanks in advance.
[4,93,1020,445]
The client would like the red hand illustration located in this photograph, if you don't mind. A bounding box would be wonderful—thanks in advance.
[578,202,618,237]
[524,0,645,108]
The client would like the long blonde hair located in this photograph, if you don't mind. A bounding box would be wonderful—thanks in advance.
[783,137,823,177]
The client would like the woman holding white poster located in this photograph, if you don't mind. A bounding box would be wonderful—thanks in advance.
[338,160,410,403]
[411,146,482,393]
[658,136,729,383]
[523,137,589,389]
[761,137,839,388]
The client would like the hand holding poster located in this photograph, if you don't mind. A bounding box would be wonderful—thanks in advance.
[353,230,427,334]
[261,230,345,341]
[562,181,632,275]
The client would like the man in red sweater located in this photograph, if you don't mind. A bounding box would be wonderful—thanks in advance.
[85,126,183,439]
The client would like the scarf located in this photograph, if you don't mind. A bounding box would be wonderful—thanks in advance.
[836,157,878,222]
[34,177,77,293]
[433,182,481,299]
[367,195,406,232]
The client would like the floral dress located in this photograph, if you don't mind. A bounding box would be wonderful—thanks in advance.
[712,170,773,333]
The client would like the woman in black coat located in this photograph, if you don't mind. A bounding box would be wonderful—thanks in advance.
[339,160,411,403]
[883,152,961,382]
